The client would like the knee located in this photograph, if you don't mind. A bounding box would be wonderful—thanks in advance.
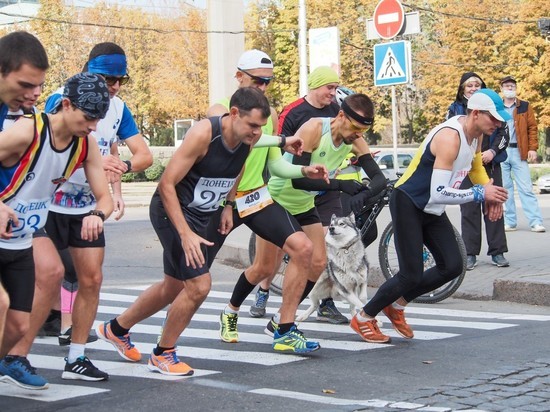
[310,256,327,279]
[34,257,64,286]
[187,278,211,303]
[287,235,313,265]
[77,272,103,292]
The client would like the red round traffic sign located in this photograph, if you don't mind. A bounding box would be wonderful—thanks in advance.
[373,0,405,40]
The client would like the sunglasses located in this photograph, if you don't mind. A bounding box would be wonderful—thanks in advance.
[103,74,130,87]
[238,68,273,86]
[345,114,371,133]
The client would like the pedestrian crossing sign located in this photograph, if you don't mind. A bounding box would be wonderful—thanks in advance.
[373,40,411,86]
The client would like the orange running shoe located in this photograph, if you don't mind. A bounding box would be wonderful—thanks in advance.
[350,315,391,343]
[96,321,142,362]
[382,305,414,339]
[147,349,194,376]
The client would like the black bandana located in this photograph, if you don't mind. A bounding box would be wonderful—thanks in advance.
[63,72,110,119]
[341,99,374,126]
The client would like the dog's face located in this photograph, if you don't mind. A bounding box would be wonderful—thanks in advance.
[326,214,359,247]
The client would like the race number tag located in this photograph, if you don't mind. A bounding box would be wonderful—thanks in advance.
[188,177,236,212]
[235,185,273,218]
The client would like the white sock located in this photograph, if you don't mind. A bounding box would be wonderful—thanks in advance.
[224,306,238,315]
[393,302,406,311]
[356,312,374,322]
[273,313,281,323]
[68,343,85,364]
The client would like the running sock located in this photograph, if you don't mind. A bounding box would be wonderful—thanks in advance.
[110,318,130,337]
[258,286,269,294]
[224,306,238,315]
[320,297,334,307]
[273,313,281,323]
[46,309,61,322]
[356,312,374,322]
[229,272,256,308]
[154,345,174,356]
[393,302,406,310]
[277,322,293,335]
[299,280,316,303]
[67,343,85,363]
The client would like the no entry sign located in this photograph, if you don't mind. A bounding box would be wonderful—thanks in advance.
[373,0,405,40]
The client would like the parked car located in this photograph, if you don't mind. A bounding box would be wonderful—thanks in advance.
[537,174,550,194]
[359,150,415,182]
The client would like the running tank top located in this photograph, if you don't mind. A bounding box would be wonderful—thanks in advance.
[0,113,88,249]
[395,116,478,216]
[152,115,251,224]
[268,117,352,215]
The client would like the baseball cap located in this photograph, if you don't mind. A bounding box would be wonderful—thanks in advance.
[467,89,511,122]
[237,50,273,70]
[63,72,110,119]
[500,75,517,85]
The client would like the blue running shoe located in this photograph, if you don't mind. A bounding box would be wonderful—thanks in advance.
[0,356,49,390]
[272,325,320,353]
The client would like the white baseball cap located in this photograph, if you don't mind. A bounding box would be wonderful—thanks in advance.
[467,89,511,122]
[237,49,273,70]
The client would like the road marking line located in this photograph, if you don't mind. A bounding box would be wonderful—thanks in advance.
[0,382,108,402]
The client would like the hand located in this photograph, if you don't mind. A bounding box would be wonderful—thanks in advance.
[527,150,538,163]
[283,136,303,156]
[0,204,18,240]
[103,155,127,174]
[218,205,235,235]
[350,191,371,215]
[113,194,125,221]
[483,179,508,203]
[81,215,104,241]
[338,179,365,195]
[484,201,503,222]
[481,150,495,165]
[303,164,329,183]
[180,230,214,269]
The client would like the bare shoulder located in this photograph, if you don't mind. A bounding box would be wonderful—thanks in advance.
[207,103,228,117]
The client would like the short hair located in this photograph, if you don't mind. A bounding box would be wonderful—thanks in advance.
[82,42,126,71]
[229,87,270,119]
[0,31,49,75]
[344,93,375,119]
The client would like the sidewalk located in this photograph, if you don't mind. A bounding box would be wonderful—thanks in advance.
[122,182,550,306]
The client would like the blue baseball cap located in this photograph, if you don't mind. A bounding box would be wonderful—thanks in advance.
[467,89,511,122]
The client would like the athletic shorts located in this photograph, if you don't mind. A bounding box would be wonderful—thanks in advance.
[243,202,302,248]
[292,206,321,227]
[33,227,48,238]
[315,191,343,226]
[45,211,105,249]
[0,247,35,312]
[150,198,210,281]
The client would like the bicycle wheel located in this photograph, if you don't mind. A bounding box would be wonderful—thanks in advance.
[378,222,466,304]
[247,233,288,296]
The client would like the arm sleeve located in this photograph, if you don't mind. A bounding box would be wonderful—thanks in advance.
[430,169,481,205]
[289,152,341,191]
[254,134,281,148]
[266,147,303,179]
[357,154,386,195]
[468,152,490,185]
[489,125,509,156]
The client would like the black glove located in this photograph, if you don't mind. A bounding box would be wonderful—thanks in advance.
[337,180,364,195]
[350,190,371,215]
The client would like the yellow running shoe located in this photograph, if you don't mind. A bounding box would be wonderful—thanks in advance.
[219,311,239,343]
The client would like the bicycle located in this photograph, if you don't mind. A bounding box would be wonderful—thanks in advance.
[248,179,467,303]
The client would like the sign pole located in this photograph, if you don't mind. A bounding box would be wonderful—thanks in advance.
[391,85,399,176]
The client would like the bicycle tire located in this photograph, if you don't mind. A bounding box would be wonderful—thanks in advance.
[378,222,466,304]
[248,233,287,296]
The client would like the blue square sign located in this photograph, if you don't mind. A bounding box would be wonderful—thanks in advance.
[373,40,411,87]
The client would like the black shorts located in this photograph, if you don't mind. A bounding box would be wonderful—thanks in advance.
[0,247,35,312]
[150,199,209,281]
[315,191,343,226]
[45,211,106,249]
[33,227,48,238]
[293,206,321,227]
[243,202,302,248]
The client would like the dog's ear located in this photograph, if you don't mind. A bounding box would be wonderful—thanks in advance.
[347,212,355,224]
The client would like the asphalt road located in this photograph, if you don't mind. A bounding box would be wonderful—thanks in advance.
[1,207,550,411]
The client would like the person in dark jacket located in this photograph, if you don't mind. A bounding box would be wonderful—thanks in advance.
[447,72,510,269]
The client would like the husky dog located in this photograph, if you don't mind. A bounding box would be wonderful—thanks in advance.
[296,213,372,323]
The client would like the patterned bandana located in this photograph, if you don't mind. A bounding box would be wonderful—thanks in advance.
[63,72,110,119]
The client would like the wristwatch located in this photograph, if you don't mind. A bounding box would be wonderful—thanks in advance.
[123,160,132,173]
[87,210,106,221]
[225,199,236,208]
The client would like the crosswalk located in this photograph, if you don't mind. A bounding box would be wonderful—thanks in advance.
[2,286,550,404]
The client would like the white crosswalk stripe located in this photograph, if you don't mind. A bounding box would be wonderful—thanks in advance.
[2,286,549,404]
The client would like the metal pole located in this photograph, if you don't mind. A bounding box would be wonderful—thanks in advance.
[298,0,308,96]
[391,85,399,175]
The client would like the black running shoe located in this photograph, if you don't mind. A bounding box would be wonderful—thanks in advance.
[62,356,108,381]
[58,327,99,346]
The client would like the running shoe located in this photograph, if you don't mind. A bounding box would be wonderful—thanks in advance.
[382,305,414,339]
[96,320,141,361]
[264,316,278,337]
[350,314,391,343]
[62,356,108,381]
[249,289,269,318]
[219,311,239,343]
[272,325,320,353]
[317,299,349,324]
[58,327,99,346]
[147,349,194,376]
[0,356,49,390]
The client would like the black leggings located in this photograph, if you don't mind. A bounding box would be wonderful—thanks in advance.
[364,189,463,316]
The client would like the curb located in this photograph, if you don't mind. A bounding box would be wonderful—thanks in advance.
[493,279,550,306]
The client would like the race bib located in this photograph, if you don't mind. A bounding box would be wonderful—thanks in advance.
[9,197,51,240]
[188,177,236,212]
[235,185,273,218]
